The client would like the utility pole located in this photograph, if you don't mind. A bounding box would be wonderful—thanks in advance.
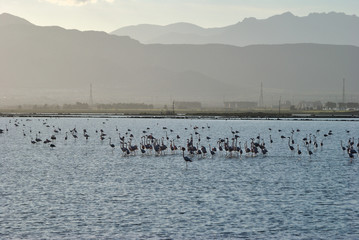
[259,82,264,108]
[172,100,175,115]
[342,78,345,103]
[89,83,94,107]
[278,96,281,116]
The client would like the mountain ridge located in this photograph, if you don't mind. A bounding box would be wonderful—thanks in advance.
[111,12,359,46]
[0,12,32,26]
[1,13,358,106]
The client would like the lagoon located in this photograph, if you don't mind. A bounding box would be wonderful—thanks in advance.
[1,117,358,239]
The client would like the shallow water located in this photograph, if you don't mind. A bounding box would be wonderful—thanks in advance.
[1,117,359,239]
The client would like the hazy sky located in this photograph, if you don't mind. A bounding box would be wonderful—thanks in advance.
[1,0,359,32]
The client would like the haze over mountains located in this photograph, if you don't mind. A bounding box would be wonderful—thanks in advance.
[112,12,359,47]
[0,13,358,107]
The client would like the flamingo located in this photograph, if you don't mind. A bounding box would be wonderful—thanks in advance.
[182,147,192,167]
[297,144,302,155]
[35,134,42,142]
[201,146,207,157]
[288,137,294,151]
[307,146,313,157]
[209,144,215,157]
[340,140,346,151]
[109,137,115,149]
[121,142,129,156]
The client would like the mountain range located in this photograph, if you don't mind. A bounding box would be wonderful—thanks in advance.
[112,12,359,47]
[0,13,358,106]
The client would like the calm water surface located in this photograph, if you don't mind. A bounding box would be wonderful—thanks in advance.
[1,117,359,239]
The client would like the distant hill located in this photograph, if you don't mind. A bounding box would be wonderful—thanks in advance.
[0,13,32,27]
[111,12,359,47]
[1,13,359,106]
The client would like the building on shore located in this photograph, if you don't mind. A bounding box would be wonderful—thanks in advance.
[297,101,323,110]
[224,101,257,110]
[272,100,292,110]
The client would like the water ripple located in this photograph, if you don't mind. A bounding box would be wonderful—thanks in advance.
[1,117,359,239]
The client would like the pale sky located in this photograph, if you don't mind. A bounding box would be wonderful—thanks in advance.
[1,0,358,32]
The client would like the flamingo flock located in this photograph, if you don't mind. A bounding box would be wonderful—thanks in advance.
[1,118,358,166]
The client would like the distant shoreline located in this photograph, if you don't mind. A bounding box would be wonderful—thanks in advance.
[1,109,359,120]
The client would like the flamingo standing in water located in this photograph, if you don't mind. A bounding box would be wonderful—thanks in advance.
[182,147,192,167]
[109,137,115,149]
[307,146,313,157]
[297,144,302,155]
[288,137,295,151]
[340,140,346,151]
